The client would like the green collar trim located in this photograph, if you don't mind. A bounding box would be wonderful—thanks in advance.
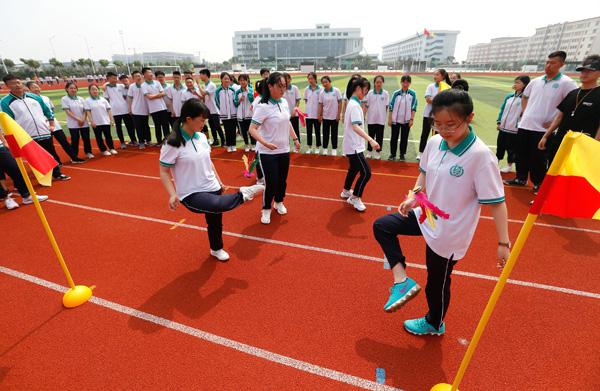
[269,97,283,104]
[68,94,78,100]
[350,96,361,104]
[543,72,562,82]
[107,83,117,88]
[144,80,154,85]
[309,84,319,91]
[91,95,100,100]
[439,125,477,156]
[135,82,142,88]
[173,83,184,90]
[180,127,200,141]
[161,83,168,88]
[373,88,383,95]
[324,87,333,93]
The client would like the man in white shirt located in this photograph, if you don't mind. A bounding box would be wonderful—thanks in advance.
[504,51,577,194]
[165,71,186,124]
[127,70,151,149]
[198,69,225,146]
[141,67,171,145]
[104,72,137,148]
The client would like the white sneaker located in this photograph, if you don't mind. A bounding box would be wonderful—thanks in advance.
[232,146,237,152]
[322,149,328,156]
[86,153,95,159]
[314,147,320,154]
[22,194,48,204]
[373,152,381,160]
[305,147,312,154]
[500,164,513,173]
[102,150,111,156]
[347,196,366,212]
[331,150,337,156]
[274,202,287,215]
[416,153,422,161]
[365,152,372,159]
[244,145,250,152]
[340,189,353,199]
[261,209,271,224]
[240,184,265,201]
[256,177,265,185]
[210,249,230,261]
[5,197,19,210]
[110,149,118,155]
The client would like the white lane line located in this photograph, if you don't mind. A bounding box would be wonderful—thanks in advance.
[61,165,600,235]
[0,265,399,391]
[44,199,600,300]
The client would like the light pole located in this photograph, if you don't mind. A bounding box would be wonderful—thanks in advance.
[0,40,9,74]
[81,35,96,74]
[119,30,131,74]
[49,35,58,60]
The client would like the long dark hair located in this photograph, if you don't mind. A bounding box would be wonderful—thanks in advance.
[436,69,451,85]
[345,76,370,100]
[260,72,285,104]
[166,98,210,148]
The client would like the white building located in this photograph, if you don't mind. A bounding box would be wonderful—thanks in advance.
[381,30,460,64]
[466,16,600,65]
[111,52,201,65]
[232,24,363,65]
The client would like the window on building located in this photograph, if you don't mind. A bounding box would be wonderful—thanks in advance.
[317,33,322,36]
[343,32,348,36]
[277,34,282,37]
[310,33,315,36]
[283,34,288,37]
[304,33,309,37]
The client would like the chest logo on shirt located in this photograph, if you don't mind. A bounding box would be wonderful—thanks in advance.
[552,83,560,89]
[449,165,464,177]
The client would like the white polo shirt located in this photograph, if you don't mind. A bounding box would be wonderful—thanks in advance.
[141,80,167,113]
[319,87,342,120]
[389,89,418,124]
[365,89,390,125]
[343,96,366,155]
[519,73,577,132]
[165,83,187,117]
[127,83,149,116]
[202,81,219,115]
[160,82,172,112]
[84,97,111,126]
[283,85,301,117]
[423,83,440,118]
[303,85,321,119]
[251,98,291,155]
[181,88,202,105]
[104,83,129,116]
[417,128,505,260]
[40,95,62,130]
[61,95,89,128]
[159,130,220,200]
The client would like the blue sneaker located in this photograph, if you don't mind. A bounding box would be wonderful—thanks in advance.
[404,317,445,336]
[383,278,421,312]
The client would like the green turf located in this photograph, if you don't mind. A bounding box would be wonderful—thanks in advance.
[4,74,522,162]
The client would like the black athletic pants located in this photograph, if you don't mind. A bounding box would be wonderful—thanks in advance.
[222,118,238,147]
[367,124,384,152]
[390,123,410,157]
[35,137,63,178]
[206,114,225,146]
[51,129,77,161]
[70,127,92,156]
[93,125,115,152]
[322,119,339,149]
[343,152,371,198]
[0,146,30,198]
[258,152,290,209]
[496,131,517,164]
[515,128,547,186]
[151,110,171,143]
[306,118,321,147]
[132,115,151,144]
[114,114,137,144]
[419,117,433,153]
[238,119,254,145]
[290,116,300,143]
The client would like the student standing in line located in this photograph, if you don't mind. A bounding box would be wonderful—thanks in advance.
[388,75,417,161]
[181,77,203,103]
[26,81,83,163]
[282,73,301,150]
[318,76,342,156]
[216,72,238,152]
[373,89,509,336]
[234,74,254,152]
[127,70,151,149]
[85,84,117,156]
[249,72,300,225]
[303,72,321,154]
[341,76,380,212]
[418,69,451,160]
[165,71,186,124]
[159,99,264,262]
[496,76,530,173]
[62,81,93,159]
[156,71,174,125]
[198,69,225,147]
[364,75,389,160]
[450,72,461,84]
[141,67,170,145]
[104,72,137,148]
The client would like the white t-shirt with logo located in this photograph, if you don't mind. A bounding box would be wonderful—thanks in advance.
[283,85,301,117]
[343,96,366,155]
[141,80,167,114]
[303,85,321,119]
[159,131,221,200]
[165,84,187,117]
[202,81,219,115]
[365,89,390,125]
[519,73,578,132]
[104,83,129,116]
[417,128,505,260]
[127,83,149,116]
[319,87,342,120]
[84,97,112,126]
[61,95,89,128]
[251,98,291,155]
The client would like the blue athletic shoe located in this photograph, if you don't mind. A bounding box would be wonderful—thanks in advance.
[383,278,421,312]
[404,317,445,336]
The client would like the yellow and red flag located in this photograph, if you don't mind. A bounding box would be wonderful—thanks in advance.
[0,112,57,186]
[530,131,600,219]
[438,81,451,91]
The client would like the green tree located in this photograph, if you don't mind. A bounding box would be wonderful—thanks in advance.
[3,58,15,68]
[19,58,41,71]
[49,58,63,68]
[98,59,110,68]
[133,60,142,67]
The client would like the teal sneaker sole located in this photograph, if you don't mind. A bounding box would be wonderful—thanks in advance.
[403,324,445,336]
[383,284,421,313]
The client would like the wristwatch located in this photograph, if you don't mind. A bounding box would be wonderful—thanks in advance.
[498,241,511,249]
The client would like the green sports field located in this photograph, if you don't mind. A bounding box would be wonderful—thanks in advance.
[16,74,526,161]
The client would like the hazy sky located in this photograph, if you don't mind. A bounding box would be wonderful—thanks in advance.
[0,0,596,64]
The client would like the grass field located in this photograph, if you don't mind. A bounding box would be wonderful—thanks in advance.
[7,74,523,161]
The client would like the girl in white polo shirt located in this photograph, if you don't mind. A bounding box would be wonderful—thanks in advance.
[283,73,301,150]
[159,99,264,262]
[62,82,93,159]
[303,72,321,154]
[364,75,389,160]
[418,69,451,160]
[249,72,301,225]
[234,74,255,152]
[373,89,510,336]
[215,72,238,152]
[85,85,117,156]
[388,75,417,161]
[318,76,342,156]
[341,76,380,212]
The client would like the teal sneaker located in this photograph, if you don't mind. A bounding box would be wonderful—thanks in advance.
[383,278,421,312]
[404,317,445,336]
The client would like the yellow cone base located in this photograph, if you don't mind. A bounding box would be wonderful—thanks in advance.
[62,285,93,308]
[431,384,457,391]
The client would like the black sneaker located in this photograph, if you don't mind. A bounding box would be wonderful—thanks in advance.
[399,154,406,161]
[503,178,526,186]
[388,155,396,161]
[71,157,85,164]
[54,174,71,181]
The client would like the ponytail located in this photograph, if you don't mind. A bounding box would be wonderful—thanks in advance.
[166,98,210,148]
[260,72,284,104]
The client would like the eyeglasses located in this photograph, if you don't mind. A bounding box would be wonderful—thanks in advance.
[431,120,465,134]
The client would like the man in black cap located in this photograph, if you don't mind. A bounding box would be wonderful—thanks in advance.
[539,54,600,164]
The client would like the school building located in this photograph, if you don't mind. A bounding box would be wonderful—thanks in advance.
[381,31,460,65]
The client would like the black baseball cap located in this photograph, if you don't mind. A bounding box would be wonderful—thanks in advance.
[576,57,600,72]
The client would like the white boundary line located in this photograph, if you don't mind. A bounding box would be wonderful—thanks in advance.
[62,165,600,235]
[44,199,600,300]
[0,265,399,391]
